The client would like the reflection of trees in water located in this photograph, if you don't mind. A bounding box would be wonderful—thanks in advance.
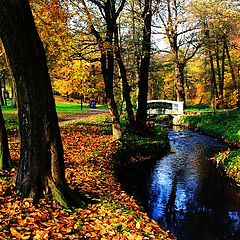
[161,167,239,239]
[119,130,240,239]
[165,171,178,233]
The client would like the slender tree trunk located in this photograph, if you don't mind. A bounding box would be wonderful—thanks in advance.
[114,24,135,127]
[175,61,186,104]
[11,79,17,108]
[219,44,225,105]
[209,53,219,108]
[215,43,222,89]
[225,39,237,89]
[81,0,122,139]
[205,30,219,108]
[136,0,152,131]
[0,105,11,170]
[1,89,6,106]
[0,0,77,207]
[101,50,122,139]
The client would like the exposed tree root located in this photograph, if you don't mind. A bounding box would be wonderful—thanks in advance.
[47,177,86,209]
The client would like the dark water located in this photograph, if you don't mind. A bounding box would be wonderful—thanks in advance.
[120,129,240,240]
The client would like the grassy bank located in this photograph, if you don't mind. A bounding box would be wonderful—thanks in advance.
[0,110,174,239]
[114,125,169,170]
[183,109,240,185]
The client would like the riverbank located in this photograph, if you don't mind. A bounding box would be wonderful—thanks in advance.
[0,113,174,239]
[114,124,170,171]
[182,109,240,185]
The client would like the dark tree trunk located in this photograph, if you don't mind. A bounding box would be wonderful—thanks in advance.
[215,42,225,106]
[215,43,222,90]
[82,0,122,139]
[225,39,237,89]
[175,62,186,104]
[101,50,122,139]
[0,0,76,207]
[0,105,11,169]
[204,30,219,108]
[220,44,225,105]
[209,53,219,108]
[114,24,135,127]
[136,0,152,131]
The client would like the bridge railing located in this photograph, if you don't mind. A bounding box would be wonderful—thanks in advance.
[147,100,184,116]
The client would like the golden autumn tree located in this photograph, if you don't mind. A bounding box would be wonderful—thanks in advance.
[188,0,240,107]
[30,0,104,101]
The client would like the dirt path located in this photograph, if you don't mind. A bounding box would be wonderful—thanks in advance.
[58,108,108,122]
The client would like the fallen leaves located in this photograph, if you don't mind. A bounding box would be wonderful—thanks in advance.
[0,115,175,239]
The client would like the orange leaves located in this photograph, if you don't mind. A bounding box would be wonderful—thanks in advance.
[0,115,174,240]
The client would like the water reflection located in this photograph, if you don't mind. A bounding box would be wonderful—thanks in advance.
[148,130,240,239]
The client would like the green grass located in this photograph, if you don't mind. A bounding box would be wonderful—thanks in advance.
[1,100,108,131]
[56,101,88,113]
[185,103,213,112]
[183,110,240,144]
[215,150,240,184]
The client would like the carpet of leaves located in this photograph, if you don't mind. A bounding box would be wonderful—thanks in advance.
[0,116,175,240]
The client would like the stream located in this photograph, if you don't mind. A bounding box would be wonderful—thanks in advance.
[119,128,240,240]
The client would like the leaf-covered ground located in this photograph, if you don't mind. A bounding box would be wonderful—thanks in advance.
[0,114,175,240]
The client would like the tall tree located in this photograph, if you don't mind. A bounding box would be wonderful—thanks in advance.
[135,0,152,130]
[156,0,201,106]
[0,0,77,207]
[189,0,240,107]
[113,9,135,128]
[78,0,125,139]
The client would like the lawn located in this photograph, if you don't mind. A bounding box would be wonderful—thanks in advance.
[1,99,108,129]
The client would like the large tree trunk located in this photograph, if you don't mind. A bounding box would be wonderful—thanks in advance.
[0,105,11,170]
[0,0,76,207]
[136,0,152,131]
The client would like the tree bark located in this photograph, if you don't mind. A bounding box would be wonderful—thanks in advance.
[136,0,152,131]
[11,79,17,108]
[81,0,122,139]
[225,39,237,89]
[204,29,219,108]
[220,44,225,105]
[114,24,135,128]
[0,0,75,206]
[175,62,186,103]
[0,105,11,170]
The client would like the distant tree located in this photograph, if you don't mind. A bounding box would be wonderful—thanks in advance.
[155,0,201,106]
[0,105,11,170]
[189,0,240,107]
[0,0,78,207]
